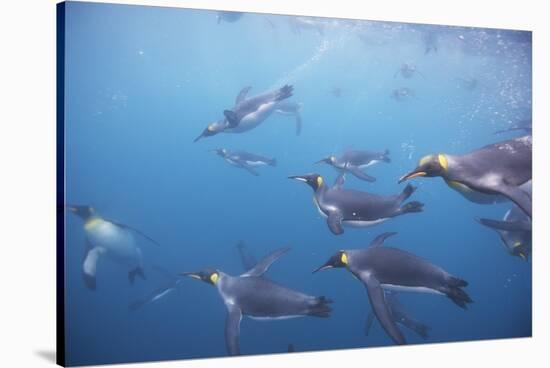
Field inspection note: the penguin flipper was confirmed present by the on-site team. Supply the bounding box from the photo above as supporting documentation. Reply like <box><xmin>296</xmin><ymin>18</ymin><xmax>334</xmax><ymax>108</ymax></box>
<box><xmin>347</xmin><ymin>166</ymin><xmax>376</xmax><ymax>182</ymax></box>
<box><xmin>360</xmin><ymin>272</ymin><xmax>406</xmax><ymax>345</ymax></box>
<box><xmin>327</xmin><ymin>211</ymin><xmax>344</xmax><ymax>235</ymax></box>
<box><xmin>476</xmin><ymin>217</ymin><xmax>532</xmax><ymax>232</ymax></box>
<box><xmin>105</xmin><ymin>218</ymin><xmax>162</xmax><ymax>247</ymax></box>
<box><xmin>334</xmin><ymin>172</ymin><xmax>346</xmax><ymax>188</ymax></box>
<box><xmin>235</xmin><ymin>86</ymin><xmax>252</xmax><ymax>105</ymax></box>
<box><xmin>238</xmin><ymin>163</ymin><xmax>259</xmax><ymax>176</ymax></box>
<box><xmin>489</xmin><ymin>183</ymin><xmax>532</xmax><ymax>219</ymax></box>
<box><xmin>368</xmin><ymin>232</ymin><xmax>398</xmax><ymax>247</ymax></box>
<box><xmin>364</xmin><ymin>311</ymin><xmax>376</xmax><ymax>336</ymax></box>
<box><xmin>241</xmin><ymin>247</ymin><xmax>290</xmax><ymax>277</ymax></box>
<box><xmin>82</xmin><ymin>246</ymin><xmax>104</xmax><ymax>290</ymax></box>
<box><xmin>225</xmin><ymin>305</ymin><xmax>243</xmax><ymax>356</ymax></box>
<box><xmin>223</xmin><ymin>110</ymin><xmax>240</xmax><ymax>128</ymax></box>
<box><xmin>236</xmin><ymin>241</ymin><xmax>258</xmax><ymax>271</ymax></box>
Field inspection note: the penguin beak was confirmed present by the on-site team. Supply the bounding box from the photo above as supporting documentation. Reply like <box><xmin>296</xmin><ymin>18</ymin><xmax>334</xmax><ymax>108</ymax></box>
<box><xmin>181</xmin><ymin>272</ymin><xmax>203</xmax><ymax>280</ymax></box>
<box><xmin>312</xmin><ymin>256</ymin><xmax>338</xmax><ymax>273</ymax></box>
<box><xmin>398</xmin><ymin>169</ymin><xmax>426</xmax><ymax>183</ymax></box>
<box><xmin>312</xmin><ymin>263</ymin><xmax>334</xmax><ymax>274</ymax></box>
<box><xmin>314</xmin><ymin>158</ymin><xmax>330</xmax><ymax>164</ymax></box>
<box><xmin>193</xmin><ymin>132</ymin><xmax>205</xmax><ymax>143</ymax></box>
<box><xmin>288</xmin><ymin>175</ymin><xmax>308</xmax><ymax>182</ymax></box>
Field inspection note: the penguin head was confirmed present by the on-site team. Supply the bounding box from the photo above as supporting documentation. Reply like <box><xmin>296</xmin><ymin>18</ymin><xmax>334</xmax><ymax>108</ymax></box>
<box><xmin>288</xmin><ymin>173</ymin><xmax>325</xmax><ymax>191</ymax></box>
<box><xmin>315</xmin><ymin>156</ymin><xmax>336</xmax><ymax>165</ymax></box>
<box><xmin>511</xmin><ymin>242</ymin><xmax>529</xmax><ymax>261</ymax></box>
<box><xmin>193</xmin><ymin>120</ymin><xmax>226</xmax><ymax>142</ymax></box>
<box><xmin>211</xmin><ymin>148</ymin><xmax>228</xmax><ymax>157</ymax></box>
<box><xmin>182</xmin><ymin>269</ymin><xmax>220</xmax><ymax>286</ymax></box>
<box><xmin>312</xmin><ymin>251</ymin><xmax>349</xmax><ymax>273</ymax></box>
<box><xmin>398</xmin><ymin>154</ymin><xmax>448</xmax><ymax>183</ymax></box>
<box><xmin>66</xmin><ymin>205</ymin><xmax>95</xmax><ymax>220</ymax></box>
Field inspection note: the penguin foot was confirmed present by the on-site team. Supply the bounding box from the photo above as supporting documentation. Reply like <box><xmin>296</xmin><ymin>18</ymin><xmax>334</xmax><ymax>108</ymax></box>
<box><xmin>443</xmin><ymin>277</ymin><xmax>473</xmax><ymax>309</ymax></box>
<box><xmin>400</xmin><ymin>201</ymin><xmax>424</xmax><ymax>214</ymax></box>
<box><xmin>307</xmin><ymin>296</ymin><xmax>333</xmax><ymax>318</ymax></box>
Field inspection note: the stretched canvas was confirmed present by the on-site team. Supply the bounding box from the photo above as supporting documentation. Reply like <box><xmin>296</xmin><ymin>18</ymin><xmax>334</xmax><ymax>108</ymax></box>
<box><xmin>57</xmin><ymin>1</ymin><xmax>532</xmax><ymax>366</ymax></box>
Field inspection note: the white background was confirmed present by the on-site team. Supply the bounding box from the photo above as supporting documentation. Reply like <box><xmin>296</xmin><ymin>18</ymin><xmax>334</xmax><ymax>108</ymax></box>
<box><xmin>0</xmin><ymin>0</ymin><xmax>548</xmax><ymax>367</ymax></box>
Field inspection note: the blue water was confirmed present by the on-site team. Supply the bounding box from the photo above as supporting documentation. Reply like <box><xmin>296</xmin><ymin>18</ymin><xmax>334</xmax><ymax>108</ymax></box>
<box><xmin>63</xmin><ymin>2</ymin><xmax>532</xmax><ymax>366</ymax></box>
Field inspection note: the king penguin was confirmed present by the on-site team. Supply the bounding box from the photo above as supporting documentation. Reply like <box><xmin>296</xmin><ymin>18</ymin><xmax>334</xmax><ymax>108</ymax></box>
<box><xmin>194</xmin><ymin>85</ymin><xmax>301</xmax><ymax>141</ymax></box>
<box><xmin>288</xmin><ymin>173</ymin><xmax>424</xmax><ymax>235</ymax></box>
<box><xmin>313</xmin><ymin>232</ymin><xmax>472</xmax><ymax>345</ymax></box>
<box><xmin>398</xmin><ymin>135</ymin><xmax>532</xmax><ymax>218</ymax></box>
<box><xmin>67</xmin><ymin>205</ymin><xmax>160</xmax><ymax>290</ymax></box>
<box><xmin>315</xmin><ymin>149</ymin><xmax>391</xmax><ymax>182</ymax></box>
<box><xmin>183</xmin><ymin>247</ymin><xmax>333</xmax><ymax>356</ymax></box>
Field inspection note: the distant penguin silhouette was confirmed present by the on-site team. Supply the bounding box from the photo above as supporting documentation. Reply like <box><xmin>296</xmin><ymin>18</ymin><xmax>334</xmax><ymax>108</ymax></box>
<box><xmin>365</xmin><ymin>290</ymin><xmax>430</xmax><ymax>340</ymax></box>
<box><xmin>216</xmin><ymin>11</ymin><xmax>244</xmax><ymax>24</ymax></box>
<box><xmin>211</xmin><ymin>148</ymin><xmax>277</xmax><ymax>176</ymax></box>
<box><xmin>316</xmin><ymin>149</ymin><xmax>391</xmax><ymax>182</ymax></box>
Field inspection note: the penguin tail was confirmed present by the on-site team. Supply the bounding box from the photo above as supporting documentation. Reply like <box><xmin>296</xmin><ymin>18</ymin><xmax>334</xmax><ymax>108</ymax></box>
<box><xmin>415</xmin><ymin>324</ymin><xmax>430</xmax><ymax>340</ymax></box>
<box><xmin>268</xmin><ymin>158</ymin><xmax>277</xmax><ymax>167</ymax></box>
<box><xmin>400</xmin><ymin>201</ymin><xmax>424</xmax><ymax>214</ymax></box>
<box><xmin>276</xmin><ymin>85</ymin><xmax>294</xmax><ymax>101</ymax></box>
<box><xmin>307</xmin><ymin>296</ymin><xmax>333</xmax><ymax>318</ymax></box>
<box><xmin>444</xmin><ymin>277</ymin><xmax>473</xmax><ymax>309</ymax></box>
<box><xmin>382</xmin><ymin>149</ymin><xmax>391</xmax><ymax>163</ymax></box>
<box><xmin>129</xmin><ymin>267</ymin><xmax>146</xmax><ymax>285</ymax></box>
<box><xmin>398</xmin><ymin>184</ymin><xmax>417</xmax><ymax>202</ymax></box>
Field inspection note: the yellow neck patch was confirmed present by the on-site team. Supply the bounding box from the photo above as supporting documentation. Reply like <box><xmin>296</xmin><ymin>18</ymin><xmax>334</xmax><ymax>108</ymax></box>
<box><xmin>316</xmin><ymin>176</ymin><xmax>324</xmax><ymax>188</ymax></box>
<box><xmin>438</xmin><ymin>154</ymin><xmax>448</xmax><ymax>172</ymax></box>
<box><xmin>210</xmin><ymin>273</ymin><xmax>219</xmax><ymax>284</ymax></box>
<box><xmin>84</xmin><ymin>217</ymin><xmax>103</xmax><ymax>231</ymax></box>
<box><xmin>340</xmin><ymin>252</ymin><xmax>348</xmax><ymax>265</ymax></box>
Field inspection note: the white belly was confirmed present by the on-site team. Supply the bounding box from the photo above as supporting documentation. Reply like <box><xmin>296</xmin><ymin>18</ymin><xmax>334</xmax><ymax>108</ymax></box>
<box><xmin>248</xmin><ymin>315</ymin><xmax>303</xmax><ymax>321</ymax></box>
<box><xmin>382</xmin><ymin>284</ymin><xmax>444</xmax><ymax>295</ymax></box>
<box><xmin>226</xmin><ymin>102</ymin><xmax>277</xmax><ymax>133</ymax></box>
<box><xmin>246</xmin><ymin>160</ymin><xmax>267</xmax><ymax>166</ymax></box>
<box><xmin>85</xmin><ymin>219</ymin><xmax>139</xmax><ymax>264</ymax></box>
<box><xmin>343</xmin><ymin>218</ymin><xmax>389</xmax><ymax>227</ymax></box>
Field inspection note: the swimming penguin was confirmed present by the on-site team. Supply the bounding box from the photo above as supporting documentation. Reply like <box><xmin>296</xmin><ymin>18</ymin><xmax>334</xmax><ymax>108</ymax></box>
<box><xmin>313</xmin><ymin>232</ymin><xmax>472</xmax><ymax>345</ymax></box>
<box><xmin>477</xmin><ymin>207</ymin><xmax>532</xmax><ymax>261</ymax></box>
<box><xmin>391</xmin><ymin>87</ymin><xmax>415</xmax><ymax>101</ymax></box>
<box><xmin>216</xmin><ymin>11</ymin><xmax>244</xmax><ymax>24</ymax></box>
<box><xmin>288</xmin><ymin>173</ymin><xmax>424</xmax><ymax>235</ymax></box>
<box><xmin>129</xmin><ymin>241</ymin><xmax>258</xmax><ymax>312</ymax></box>
<box><xmin>398</xmin><ymin>135</ymin><xmax>532</xmax><ymax>218</ymax></box>
<box><xmin>183</xmin><ymin>248</ymin><xmax>333</xmax><ymax>356</ymax></box>
<box><xmin>67</xmin><ymin>205</ymin><xmax>160</xmax><ymax>290</ymax></box>
<box><xmin>476</xmin><ymin>182</ymin><xmax>532</xmax><ymax>260</ymax></box>
<box><xmin>394</xmin><ymin>63</ymin><xmax>424</xmax><ymax>79</ymax></box>
<box><xmin>211</xmin><ymin>148</ymin><xmax>277</xmax><ymax>176</ymax></box>
<box><xmin>315</xmin><ymin>149</ymin><xmax>391</xmax><ymax>182</ymax></box>
<box><xmin>494</xmin><ymin>119</ymin><xmax>532</xmax><ymax>135</ymax></box>
<box><xmin>194</xmin><ymin>85</ymin><xmax>300</xmax><ymax>142</ymax></box>
<box><xmin>422</xmin><ymin>30</ymin><xmax>438</xmax><ymax>54</ymax></box>
<box><xmin>365</xmin><ymin>290</ymin><xmax>430</xmax><ymax>340</ymax></box>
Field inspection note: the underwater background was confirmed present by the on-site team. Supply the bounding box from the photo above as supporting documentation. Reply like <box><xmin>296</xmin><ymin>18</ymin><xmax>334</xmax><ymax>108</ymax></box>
<box><xmin>63</xmin><ymin>1</ymin><xmax>532</xmax><ymax>366</ymax></box>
